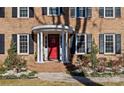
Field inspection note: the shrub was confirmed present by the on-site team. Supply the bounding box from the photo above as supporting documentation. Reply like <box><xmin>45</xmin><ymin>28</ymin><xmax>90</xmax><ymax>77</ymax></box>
<box><xmin>28</xmin><ymin>71</ymin><xmax>37</xmax><ymax>76</ymax></box>
<box><xmin>3</xmin><ymin>75</ymin><xmax>18</xmax><ymax>79</ymax></box>
<box><xmin>0</xmin><ymin>67</ymin><xmax>7</xmax><ymax>74</ymax></box>
<box><xmin>4</xmin><ymin>41</ymin><xmax>27</xmax><ymax>73</ymax></box>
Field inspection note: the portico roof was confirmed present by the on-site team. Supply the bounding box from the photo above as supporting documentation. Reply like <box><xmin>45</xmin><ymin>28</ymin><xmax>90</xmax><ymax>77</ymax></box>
<box><xmin>32</xmin><ymin>24</ymin><xmax>74</xmax><ymax>33</ymax></box>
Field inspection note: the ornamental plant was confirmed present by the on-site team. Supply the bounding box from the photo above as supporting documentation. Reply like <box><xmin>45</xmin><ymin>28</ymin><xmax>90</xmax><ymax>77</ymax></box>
<box><xmin>4</xmin><ymin>41</ymin><xmax>27</xmax><ymax>73</ymax></box>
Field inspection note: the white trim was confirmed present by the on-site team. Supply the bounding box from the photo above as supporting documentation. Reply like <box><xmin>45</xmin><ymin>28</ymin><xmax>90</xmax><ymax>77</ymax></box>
<box><xmin>75</xmin><ymin>34</ymin><xmax>87</xmax><ymax>55</ymax></box>
<box><xmin>17</xmin><ymin>7</ymin><xmax>29</xmax><ymax>18</ymax></box>
<box><xmin>104</xmin><ymin>7</ymin><xmax>115</xmax><ymax>18</ymax></box>
<box><xmin>104</xmin><ymin>34</ymin><xmax>115</xmax><ymax>54</ymax></box>
<box><xmin>17</xmin><ymin>34</ymin><xmax>29</xmax><ymax>55</ymax></box>
<box><xmin>47</xmin><ymin>7</ymin><xmax>60</xmax><ymax>16</ymax></box>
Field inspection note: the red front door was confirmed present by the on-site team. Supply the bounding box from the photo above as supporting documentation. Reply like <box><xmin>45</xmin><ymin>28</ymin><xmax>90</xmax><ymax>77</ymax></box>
<box><xmin>48</xmin><ymin>34</ymin><xmax>59</xmax><ymax>60</ymax></box>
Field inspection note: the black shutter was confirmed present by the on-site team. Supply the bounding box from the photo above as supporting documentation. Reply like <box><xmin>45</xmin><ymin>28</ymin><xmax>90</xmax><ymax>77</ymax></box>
<box><xmin>99</xmin><ymin>7</ymin><xmax>104</xmax><ymax>18</ymax></box>
<box><xmin>29</xmin><ymin>34</ymin><xmax>34</xmax><ymax>54</ymax></box>
<box><xmin>12</xmin><ymin>34</ymin><xmax>17</xmax><ymax>53</ymax></box>
<box><xmin>12</xmin><ymin>7</ymin><xmax>17</xmax><ymax>18</ymax></box>
<box><xmin>99</xmin><ymin>34</ymin><xmax>104</xmax><ymax>54</ymax></box>
<box><xmin>0</xmin><ymin>34</ymin><xmax>5</xmax><ymax>54</ymax></box>
<box><xmin>0</xmin><ymin>7</ymin><xmax>5</xmax><ymax>18</ymax></box>
<box><xmin>115</xmin><ymin>7</ymin><xmax>121</xmax><ymax>18</ymax></box>
<box><xmin>87</xmin><ymin>7</ymin><xmax>92</xmax><ymax>18</ymax></box>
<box><xmin>87</xmin><ymin>34</ymin><xmax>92</xmax><ymax>53</ymax></box>
<box><xmin>115</xmin><ymin>34</ymin><xmax>121</xmax><ymax>54</ymax></box>
<box><xmin>29</xmin><ymin>7</ymin><xmax>34</xmax><ymax>17</ymax></box>
<box><xmin>60</xmin><ymin>7</ymin><xmax>64</xmax><ymax>15</ymax></box>
<box><xmin>70</xmin><ymin>34</ymin><xmax>75</xmax><ymax>54</ymax></box>
<box><xmin>42</xmin><ymin>7</ymin><xmax>47</xmax><ymax>15</ymax></box>
<box><xmin>76</xmin><ymin>7</ymin><xmax>80</xmax><ymax>17</ymax></box>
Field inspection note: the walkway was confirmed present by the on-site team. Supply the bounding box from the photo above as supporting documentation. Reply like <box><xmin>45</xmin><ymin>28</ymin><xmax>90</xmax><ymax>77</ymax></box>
<box><xmin>37</xmin><ymin>72</ymin><xmax>124</xmax><ymax>84</ymax></box>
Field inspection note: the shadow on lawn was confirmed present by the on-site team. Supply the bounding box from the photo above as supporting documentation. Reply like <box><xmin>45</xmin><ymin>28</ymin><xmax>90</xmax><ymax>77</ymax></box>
<box><xmin>63</xmin><ymin>63</ymin><xmax>103</xmax><ymax>86</ymax></box>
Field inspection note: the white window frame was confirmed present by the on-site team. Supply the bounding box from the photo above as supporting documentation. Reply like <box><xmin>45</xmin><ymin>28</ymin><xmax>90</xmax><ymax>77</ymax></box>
<box><xmin>70</xmin><ymin>7</ymin><xmax>77</xmax><ymax>18</ymax></box>
<box><xmin>17</xmin><ymin>34</ymin><xmax>29</xmax><ymax>55</ymax></box>
<box><xmin>75</xmin><ymin>34</ymin><xmax>87</xmax><ymax>55</ymax></box>
<box><xmin>17</xmin><ymin>7</ymin><xmax>29</xmax><ymax>18</ymax></box>
<box><xmin>104</xmin><ymin>7</ymin><xmax>115</xmax><ymax>18</ymax></box>
<box><xmin>47</xmin><ymin>7</ymin><xmax>60</xmax><ymax>16</ymax></box>
<box><xmin>104</xmin><ymin>34</ymin><xmax>115</xmax><ymax>54</ymax></box>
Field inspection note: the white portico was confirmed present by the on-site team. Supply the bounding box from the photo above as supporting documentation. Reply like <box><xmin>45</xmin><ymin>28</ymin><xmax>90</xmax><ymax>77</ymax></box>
<box><xmin>32</xmin><ymin>24</ymin><xmax>73</xmax><ymax>63</ymax></box>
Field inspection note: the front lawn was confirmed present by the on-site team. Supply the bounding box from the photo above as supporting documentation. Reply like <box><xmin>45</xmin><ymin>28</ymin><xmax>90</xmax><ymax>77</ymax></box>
<box><xmin>0</xmin><ymin>79</ymin><xmax>82</xmax><ymax>86</ymax></box>
<box><xmin>0</xmin><ymin>79</ymin><xmax>124</xmax><ymax>86</ymax></box>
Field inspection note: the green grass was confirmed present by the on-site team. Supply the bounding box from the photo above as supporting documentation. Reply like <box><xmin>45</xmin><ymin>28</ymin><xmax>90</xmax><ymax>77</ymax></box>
<box><xmin>100</xmin><ymin>82</ymin><xmax>124</xmax><ymax>86</ymax></box>
<box><xmin>0</xmin><ymin>79</ymin><xmax>83</xmax><ymax>86</ymax></box>
<box><xmin>0</xmin><ymin>79</ymin><xmax>124</xmax><ymax>86</ymax></box>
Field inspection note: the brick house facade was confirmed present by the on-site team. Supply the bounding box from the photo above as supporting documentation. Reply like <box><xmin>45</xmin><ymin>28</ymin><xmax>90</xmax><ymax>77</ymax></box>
<box><xmin>0</xmin><ymin>7</ymin><xmax>123</xmax><ymax>66</ymax></box>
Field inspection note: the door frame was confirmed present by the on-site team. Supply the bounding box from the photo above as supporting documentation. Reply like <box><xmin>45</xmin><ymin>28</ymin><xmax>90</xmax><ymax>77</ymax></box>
<box><xmin>48</xmin><ymin>34</ymin><xmax>60</xmax><ymax>60</ymax></box>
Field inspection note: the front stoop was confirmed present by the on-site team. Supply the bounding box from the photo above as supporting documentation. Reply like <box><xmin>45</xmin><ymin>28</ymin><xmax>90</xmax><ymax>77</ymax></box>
<box><xmin>27</xmin><ymin>61</ymin><xmax>74</xmax><ymax>72</ymax></box>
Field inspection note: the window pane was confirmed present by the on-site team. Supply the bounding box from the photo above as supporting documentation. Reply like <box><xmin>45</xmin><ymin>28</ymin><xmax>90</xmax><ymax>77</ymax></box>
<box><xmin>20</xmin><ymin>7</ymin><xmax>28</xmax><ymax>17</ymax></box>
<box><xmin>77</xmin><ymin>35</ymin><xmax>86</xmax><ymax>53</ymax></box>
<box><xmin>70</xmin><ymin>7</ymin><xmax>75</xmax><ymax>17</ymax></box>
<box><xmin>49</xmin><ymin>7</ymin><xmax>59</xmax><ymax>15</ymax></box>
<box><xmin>79</xmin><ymin>7</ymin><xmax>85</xmax><ymax>17</ymax></box>
<box><xmin>105</xmin><ymin>7</ymin><xmax>114</xmax><ymax>17</ymax></box>
<box><xmin>105</xmin><ymin>35</ymin><xmax>114</xmax><ymax>53</ymax></box>
<box><xmin>19</xmin><ymin>35</ymin><xmax>28</xmax><ymax>53</ymax></box>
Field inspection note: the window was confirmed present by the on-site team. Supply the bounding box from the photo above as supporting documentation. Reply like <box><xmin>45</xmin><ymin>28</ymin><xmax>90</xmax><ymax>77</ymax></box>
<box><xmin>17</xmin><ymin>34</ymin><xmax>29</xmax><ymax>55</ymax></box>
<box><xmin>76</xmin><ymin>34</ymin><xmax>87</xmax><ymax>54</ymax></box>
<box><xmin>104</xmin><ymin>7</ymin><xmax>115</xmax><ymax>18</ymax></box>
<box><xmin>78</xmin><ymin>7</ymin><xmax>86</xmax><ymax>17</ymax></box>
<box><xmin>70</xmin><ymin>7</ymin><xmax>91</xmax><ymax>18</ymax></box>
<box><xmin>48</xmin><ymin>7</ymin><xmax>60</xmax><ymax>16</ymax></box>
<box><xmin>104</xmin><ymin>34</ymin><xmax>115</xmax><ymax>54</ymax></box>
<box><xmin>70</xmin><ymin>7</ymin><xmax>76</xmax><ymax>18</ymax></box>
<box><xmin>18</xmin><ymin>7</ymin><xmax>29</xmax><ymax>18</ymax></box>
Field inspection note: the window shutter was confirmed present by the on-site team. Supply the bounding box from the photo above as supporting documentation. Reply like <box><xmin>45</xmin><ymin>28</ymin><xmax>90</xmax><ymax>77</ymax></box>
<box><xmin>99</xmin><ymin>34</ymin><xmax>104</xmax><ymax>54</ymax></box>
<box><xmin>29</xmin><ymin>7</ymin><xmax>34</xmax><ymax>17</ymax></box>
<box><xmin>87</xmin><ymin>34</ymin><xmax>92</xmax><ymax>53</ymax></box>
<box><xmin>76</xmin><ymin>7</ymin><xmax>80</xmax><ymax>17</ymax></box>
<box><xmin>60</xmin><ymin>7</ymin><xmax>64</xmax><ymax>15</ymax></box>
<box><xmin>70</xmin><ymin>34</ymin><xmax>75</xmax><ymax>54</ymax></box>
<box><xmin>29</xmin><ymin>34</ymin><xmax>34</xmax><ymax>54</ymax></box>
<box><xmin>0</xmin><ymin>7</ymin><xmax>5</xmax><ymax>18</ymax></box>
<box><xmin>12</xmin><ymin>7</ymin><xmax>17</xmax><ymax>18</ymax></box>
<box><xmin>0</xmin><ymin>34</ymin><xmax>5</xmax><ymax>54</ymax></box>
<box><xmin>115</xmin><ymin>34</ymin><xmax>121</xmax><ymax>54</ymax></box>
<box><xmin>87</xmin><ymin>7</ymin><xmax>92</xmax><ymax>18</ymax></box>
<box><xmin>12</xmin><ymin>34</ymin><xmax>17</xmax><ymax>53</ymax></box>
<box><xmin>99</xmin><ymin>7</ymin><xmax>104</xmax><ymax>18</ymax></box>
<box><xmin>115</xmin><ymin>7</ymin><xmax>121</xmax><ymax>18</ymax></box>
<box><xmin>42</xmin><ymin>7</ymin><xmax>47</xmax><ymax>15</ymax></box>
<box><xmin>70</xmin><ymin>7</ymin><xmax>76</xmax><ymax>18</ymax></box>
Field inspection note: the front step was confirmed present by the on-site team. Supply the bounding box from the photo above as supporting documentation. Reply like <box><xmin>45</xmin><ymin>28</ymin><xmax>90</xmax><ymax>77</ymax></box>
<box><xmin>27</xmin><ymin>61</ymin><xmax>77</xmax><ymax>72</ymax></box>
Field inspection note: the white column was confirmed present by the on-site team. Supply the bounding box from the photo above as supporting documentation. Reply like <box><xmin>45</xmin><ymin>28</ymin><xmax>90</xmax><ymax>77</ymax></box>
<box><xmin>65</xmin><ymin>32</ymin><xmax>69</xmax><ymax>63</ymax></box>
<box><xmin>59</xmin><ymin>34</ymin><xmax>62</xmax><ymax>61</ymax></box>
<box><xmin>37</xmin><ymin>33</ymin><xmax>40</xmax><ymax>63</ymax></box>
<box><xmin>44</xmin><ymin>35</ymin><xmax>48</xmax><ymax>61</ymax></box>
<box><xmin>37</xmin><ymin>32</ymin><xmax>43</xmax><ymax>63</ymax></box>
<box><xmin>40</xmin><ymin>32</ymin><xmax>43</xmax><ymax>63</ymax></box>
<box><xmin>62</xmin><ymin>32</ymin><xmax>65</xmax><ymax>62</ymax></box>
